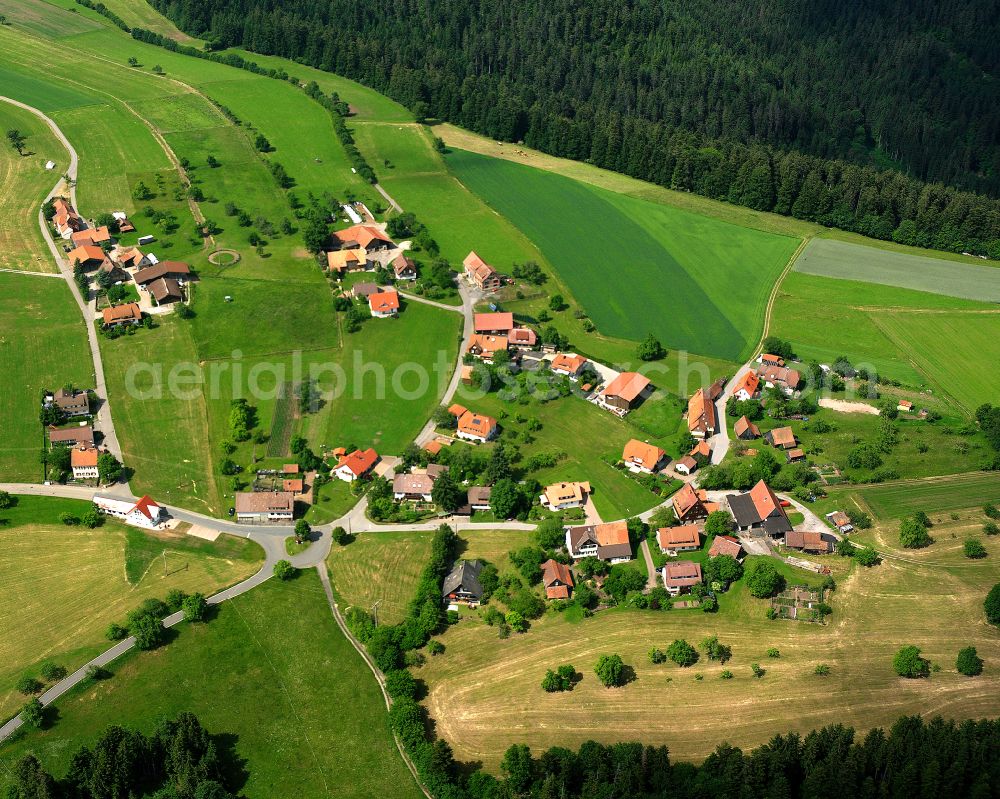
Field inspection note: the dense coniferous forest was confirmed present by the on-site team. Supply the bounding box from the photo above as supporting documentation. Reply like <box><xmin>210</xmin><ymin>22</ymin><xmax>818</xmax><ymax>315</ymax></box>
<box><xmin>150</xmin><ymin>0</ymin><xmax>1000</xmax><ymax>256</ymax></box>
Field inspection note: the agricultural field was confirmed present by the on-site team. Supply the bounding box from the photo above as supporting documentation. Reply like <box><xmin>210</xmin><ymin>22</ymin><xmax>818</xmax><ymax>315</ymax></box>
<box><xmin>874</xmin><ymin>311</ymin><xmax>1000</xmax><ymax>412</ymax></box>
<box><xmin>847</xmin><ymin>472</ymin><xmax>1000</xmax><ymax>520</ymax></box>
<box><xmin>327</xmin><ymin>531</ymin><xmax>435</xmax><ymax>625</ymax></box>
<box><xmin>0</xmin><ymin>573</ymin><xmax>424</xmax><ymax>799</ymax></box>
<box><xmin>0</xmin><ymin>101</ymin><xmax>64</xmax><ymax>273</ymax></box>
<box><xmin>447</xmin><ymin>149</ymin><xmax>799</xmax><ymax>361</ymax></box>
<box><xmin>0</xmin><ymin>495</ymin><xmax>262</xmax><ymax>719</ymax></box>
<box><xmin>793</xmin><ymin>238</ymin><xmax>1000</xmax><ymax>303</ymax></box>
<box><xmin>419</xmin><ymin>535</ymin><xmax>1000</xmax><ymax>768</ymax></box>
<box><xmin>769</xmin><ymin>271</ymin><xmax>996</xmax><ymax>392</ymax></box>
<box><xmin>0</xmin><ymin>273</ymin><xmax>92</xmax><ymax>482</ymax></box>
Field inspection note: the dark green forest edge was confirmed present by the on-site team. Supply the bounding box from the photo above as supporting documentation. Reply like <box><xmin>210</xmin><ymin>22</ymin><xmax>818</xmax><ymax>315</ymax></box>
<box><xmin>149</xmin><ymin>0</ymin><xmax>1000</xmax><ymax>256</ymax></box>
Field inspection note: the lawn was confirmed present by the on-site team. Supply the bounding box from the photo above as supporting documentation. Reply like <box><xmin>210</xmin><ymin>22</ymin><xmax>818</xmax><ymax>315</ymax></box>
<box><xmin>0</xmin><ymin>572</ymin><xmax>424</xmax><ymax>799</ymax></box>
<box><xmin>848</xmin><ymin>472</ymin><xmax>1000</xmax><ymax>520</ymax></box>
<box><xmin>793</xmin><ymin>238</ymin><xmax>1000</xmax><ymax>303</ymax></box>
<box><xmin>0</xmin><ymin>494</ymin><xmax>262</xmax><ymax>720</ymax></box>
<box><xmin>769</xmin><ymin>271</ymin><xmax>994</xmax><ymax>390</ymax></box>
<box><xmin>874</xmin><ymin>311</ymin><xmax>1000</xmax><ymax>412</ymax></box>
<box><xmin>456</xmin><ymin>391</ymin><xmax>676</xmax><ymax>520</ymax></box>
<box><xmin>446</xmin><ymin>148</ymin><xmax>799</xmax><ymax>361</ymax></box>
<box><xmin>0</xmin><ymin>102</ymin><xmax>65</xmax><ymax>273</ymax></box>
<box><xmin>419</xmin><ymin>533</ymin><xmax>1000</xmax><ymax>769</ymax></box>
<box><xmin>326</xmin><ymin>531</ymin><xmax>435</xmax><ymax>625</ymax></box>
<box><xmin>0</xmin><ymin>273</ymin><xmax>92</xmax><ymax>482</ymax></box>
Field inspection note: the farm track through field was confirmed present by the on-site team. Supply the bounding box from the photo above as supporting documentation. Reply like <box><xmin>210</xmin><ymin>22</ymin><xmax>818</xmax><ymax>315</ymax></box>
<box><xmin>756</xmin><ymin>234</ymin><xmax>812</xmax><ymax>356</ymax></box>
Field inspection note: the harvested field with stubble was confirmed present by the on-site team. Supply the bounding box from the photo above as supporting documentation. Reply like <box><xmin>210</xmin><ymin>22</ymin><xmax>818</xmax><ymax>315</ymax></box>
<box><xmin>419</xmin><ymin>532</ymin><xmax>1000</xmax><ymax>769</ymax></box>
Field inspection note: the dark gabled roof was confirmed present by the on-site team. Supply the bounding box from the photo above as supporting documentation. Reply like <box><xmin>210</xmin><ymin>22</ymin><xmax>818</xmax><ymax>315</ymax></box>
<box><xmin>763</xmin><ymin>515</ymin><xmax>793</xmax><ymax>536</ymax></box>
<box><xmin>442</xmin><ymin>560</ymin><xmax>483</xmax><ymax>599</ymax></box>
<box><xmin>726</xmin><ymin>492</ymin><xmax>760</xmax><ymax>527</ymax></box>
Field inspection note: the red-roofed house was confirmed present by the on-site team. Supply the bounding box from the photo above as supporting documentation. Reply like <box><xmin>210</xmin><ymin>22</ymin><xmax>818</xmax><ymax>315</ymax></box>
<box><xmin>70</xmin><ymin>446</ymin><xmax>100</xmax><ymax>480</ymax></box>
<box><xmin>550</xmin><ymin>353</ymin><xmax>588</xmax><ymax>379</ymax></box>
<box><xmin>94</xmin><ymin>494</ymin><xmax>165</xmax><ymax>529</ymax></box>
<box><xmin>509</xmin><ymin>327</ymin><xmax>537</xmax><ymax>349</ymax></box>
<box><xmin>334</xmin><ymin>448</ymin><xmax>380</xmax><ymax>482</ymax></box>
<box><xmin>672</xmin><ymin>483</ymin><xmax>714</xmax><ymax>522</ymax></box>
<box><xmin>463</xmin><ymin>251</ymin><xmax>502</xmax><ymax>292</ymax></box>
<box><xmin>657</xmin><ymin>525</ymin><xmax>701</xmax><ymax>555</ymax></box>
<box><xmin>541</xmin><ymin>559</ymin><xmax>574</xmax><ymax>600</ymax></box>
<box><xmin>599</xmin><ymin>372</ymin><xmax>651</xmax><ymax>415</ymax></box>
<box><xmin>687</xmin><ymin>387</ymin><xmax>717</xmax><ymax>438</ymax></box>
<box><xmin>467</xmin><ymin>334</ymin><xmax>508</xmax><ymax>362</ymax></box>
<box><xmin>734</xmin><ymin>416</ymin><xmax>761</xmax><ymax>440</ymax></box>
<box><xmin>368</xmin><ymin>289</ymin><xmax>401</xmax><ymax>317</ymax></box>
<box><xmin>333</xmin><ymin>224</ymin><xmax>392</xmax><ymax>250</ymax></box>
<box><xmin>71</xmin><ymin>226</ymin><xmax>112</xmax><ymax>247</ymax></box>
<box><xmin>733</xmin><ymin>371</ymin><xmax>761</xmax><ymax>401</ymax></box>
<box><xmin>391</xmin><ymin>254</ymin><xmax>417</xmax><ymax>280</ymax></box>
<box><xmin>708</xmin><ymin>535</ymin><xmax>744</xmax><ymax>560</ymax></box>
<box><xmin>726</xmin><ymin>480</ymin><xmax>792</xmax><ymax>537</ymax></box>
<box><xmin>622</xmin><ymin>439</ymin><xmax>666</xmax><ymax>474</ymax></box>
<box><xmin>456</xmin><ymin>410</ymin><xmax>498</xmax><ymax>443</ymax></box>
<box><xmin>101</xmin><ymin>303</ymin><xmax>142</xmax><ymax>328</ymax></box>
<box><xmin>661</xmin><ymin>560</ymin><xmax>703</xmax><ymax>596</ymax></box>
<box><xmin>758</xmin><ymin>365</ymin><xmax>801</xmax><ymax>395</ymax></box>
<box><xmin>474</xmin><ymin>312</ymin><xmax>514</xmax><ymax>334</ymax></box>
<box><xmin>67</xmin><ymin>244</ymin><xmax>109</xmax><ymax>271</ymax></box>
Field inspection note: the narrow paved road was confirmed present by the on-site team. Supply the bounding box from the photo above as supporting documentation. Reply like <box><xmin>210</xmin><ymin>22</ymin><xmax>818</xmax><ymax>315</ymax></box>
<box><xmin>638</xmin><ymin>539</ymin><xmax>658</xmax><ymax>591</ymax></box>
<box><xmin>711</xmin><ymin>362</ymin><xmax>753</xmax><ymax>465</ymax></box>
<box><xmin>0</xmin><ymin>95</ymin><xmax>127</xmax><ymax>470</ymax></box>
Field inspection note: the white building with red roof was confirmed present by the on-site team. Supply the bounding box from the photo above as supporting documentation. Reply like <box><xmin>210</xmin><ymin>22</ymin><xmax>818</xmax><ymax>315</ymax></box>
<box><xmin>94</xmin><ymin>494</ymin><xmax>165</xmax><ymax>529</ymax></box>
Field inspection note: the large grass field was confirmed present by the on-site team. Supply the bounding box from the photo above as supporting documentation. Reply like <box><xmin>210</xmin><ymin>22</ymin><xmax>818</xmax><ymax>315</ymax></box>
<box><xmin>0</xmin><ymin>572</ymin><xmax>424</xmax><ymax>799</ymax></box>
<box><xmin>0</xmin><ymin>101</ymin><xmax>64</xmax><ymax>273</ymax></box>
<box><xmin>873</xmin><ymin>311</ymin><xmax>1000</xmax><ymax>412</ymax></box>
<box><xmin>0</xmin><ymin>495</ymin><xmax>262</xmax><ymax>719</ymax></box>
<box><xmin>848</xmin><ymin>472</ymin><xmax>1000</xmax><ymax>520</ymax></box>
<box><xmin>0</xmin><ymin>273</ymin><xmax>93</xmax><ymax>482</ymax></box>
<box><xmin>769</xmin><ymin>271</ymin><xmax>996</xmax><ymax>393</ymax></box>
<box><xmin>447</xmin><ymin>149</ymin><xmax>799</xmax><ymax>361</ymax></box>
<box><xmin>419</xmin><ymin>530</ymin><xmax>1000</xmax><ymax>768</ymax></box>
<box><xmin>793</xmin><ymin>238</ymin><xmax>1000</xmax><ymax>302</ymax></box>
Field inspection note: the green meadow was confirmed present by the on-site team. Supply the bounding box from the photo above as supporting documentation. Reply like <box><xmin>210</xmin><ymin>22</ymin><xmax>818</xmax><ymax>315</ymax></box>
<box><xmin>0</xmin><ymin>573</ymin><xmax>424</xmax><ymax>799</ymax></box>
<box><xmin>851</xmin><ymin>472</ymin><xmax>1000</xmax><ymax>520</ymax></box>
<box><xmin>446</xmin><ymin>148</ymin><xmax>799</xmax><ymax>361</ymax></box>
<box><xmin>0</xmin><ymin>273</ymin><xmax>93</xmax><ymax>482</ymax></box>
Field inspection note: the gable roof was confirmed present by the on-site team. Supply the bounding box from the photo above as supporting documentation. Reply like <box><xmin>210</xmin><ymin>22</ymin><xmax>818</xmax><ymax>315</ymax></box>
<box><xmin>663</xmin><ymin>560</ymin><xmax>702</xmax><ymax>587</ymax></box>
<box><xmin>457</xmin><ymin>410</ymin><xmax>497</xmax><ymax>438</ymax></box>
<box><xmin>657</xmin><ymin>524</ymin><xmax>700</xmax><ymax>549</ymax></box>
<box><xmin>687</xmin><ymin>387</ymin><xmax>717</xmax><ymax>433</ymax></box>
<box><xmin>550</xmin><ymin>353</ymin><xmax>588</xmax><ymax>374</ymax></box>
<box><xmin>673</xmin><ymin>482</ymin><xmax>708</xmax><ymax>519</ymax></box>
<box><xmin>71</xmin><ymin>446</ymin><xmax>99</xmax><ymax>467</ymax></box>
<box><xmin>734</xmin><ymin>415</ymin><xmax>761</xmax><ymax>438</ymax></box>
<box><xmin>689</xmin><ymin>440</ymin><xmax>712</xmax><ymax>459</ymax></box>
<box><xmin>67</xmin><ymin>244</ymin><xmax>106</xmax><ymax>264</ymax></box>
<box><xmin>463</xmin><ymin>251</ymin><xmax>492</xmax><ymax>273</ymax></box>
<box><xmin>768</xmin><ymin>426</ymin><xmax>796</xmax><ymax>448</ymax></box>
<box><xmin>130</xmin><ymin>495</ymin><xmax>162</xmax><ymax>520</ymax></box>
<box><xmin>326</xmin><ymin>248</ymin><xmax>367</xmax><ymax>271</ymax></box>
<box><xmin>785</xmin><ymin>530</ymin><xmax>830</xmax><ymax>552</ymax></box>
<box><xmin>333</xmin><ymin>225</ymin><xmax>391</xmax><ymax>248</ymax></box>
<box><xmin>758</xmin><ymin>365</ymin><xmax>801</xmax><ymax>389</ymax></box>
<box><xmin>623</xmin><ymin>439</ymin><xmax>665</xmax><ymax>468</ymax></box>
<box><xmin>133</xmin><ymin>261</ymin><xmax>191</xmax><ymax>285</ymax></box>
<box><xmin>474</xmin><ymin>312</ymin><xmax>514</xmax><ymax>332</ymax></box>
<box><xmin>149</xmin><ymin>277</ymin><xmax>182</xmax><ymax>303</ymax></box>
<box><xmin>542</xmin><ymin>481</ymin><xmax>590</xmax><ymax>506</ymax></box>
<box><xmin>102</xmin><ymin>303</ymin><xmax>141</xmax><ymax>324</ymax></box>
<box><xmin>467</xmin><ymin>333</ymin><xmax>508</xmax><ymax>357</ymax></box>
<box><xmin>567</xmin><ymin>521</ymin><xmax>631</xmax><ymax>560</ymax></box>
<box><xmin>337</xmin><ymin>448</ymin><xmax>379</xmax><ymax>476</ymax></box>
<box><xmin>48</xmin><ymin>424</ymin><xmax>94</xmax><ymax>445</ymax></box>
<box><xmin>734</xmin><ymin>370</ymin><xmax>760</xmax><ymax>396</ymax></box>
<box><xmin>393</xmin><ymin>472</ymin><xmax>435</xmax><ymax>495</ymax></box>
<box><xmin>749</xmin><ymin>480</ymin><xmax>784</xmax><ymax>521</ymax></box>
<box><xmin>541</xmin><ymin>559</ymin><xmax>574</xmax><ymax>596</ymax></box>
<box><xmin>391</xmin><ymin>254</ymin><xmax>416</xmax><ymax>276</ymax></box>
<box><xmin>234</xmin><ymin>491</ymin><xmax>294</xmax><ymax>513</ymax></box>
<box><xmin>71</xmin><ymin>226</ymin><xmax>111</xmax><ymax>246</ymax></box>
<box><xmin>369</xmin><ymin>290</ymin><xmax>400</xmax><ymax>313</ymax></box>
<box><xmin>602</xmin><ymin>372</ymin><xmax>651</xmax><ymax>403</ymax></box>
<box><xmin>442</xmin><ymin>560</ymin><xmax>483</xmax><ymax>599</ymax></box>
<box><xmin>708</xmin><ymin>535</ymin><xmax>743</xmax><ymax>559</ymax></box>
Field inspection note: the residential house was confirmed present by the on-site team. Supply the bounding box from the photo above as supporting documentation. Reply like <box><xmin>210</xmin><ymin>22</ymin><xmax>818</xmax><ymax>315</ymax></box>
<box><xmin>71</xmin><ymin>226</ymin><xmax>112</xmax><ymax>248</ymax></box>
<box><xmin>622</xmin><ymin>439</ymin><xmax>666</xmax><ymax>474</ymax></box>
<box><xmin>113</xmin><ymin>212</ymin><xmax>135</xmax><ymax>233</ymax></box>
<box><xmin>708</xmin><ymin>535</ymin><xmax>744</xmax><ymax>560</ymax></box>
<box><xmin>565</xmin><ymin>520</ymin><xmax>632</xmax><ymax>563</ymax></box>
<box><xmin>474</xmin><ymin>312</ymin><xmax>514</xmax><ymax>334</ymax></box>
<box><xmin>734</xmin><ymin>416</ymin><xmax>761</xmax><ymax>440</ymax></box>
<box><xmin>467</xmin><ymin>486</ymin><xmax>492</xmax><ymax>512</ymax></box>
<box><xmin>442</xmin><ymin>560</ymin><xmax>484</xmax><ymax>605</ymax></box>
<box><xmin>51</xmin><ymin>387</ymin><xmax>89</xmax><ymax>417</ymax></box>
<box><xmin>112</xmin><ymin>247</ymin><xmax>151</xmax><ymax>270</ymax></box>
<box><xmin>67</xmin><ymin>244</ymin><xmax>109</xmax><ymax>271</ymax></box>
<box><xmin>541</xmin><ymin>481</ymin><xmax>591</xmax><ymax>511</ymax></box>
<box><xmin>672</xmin><ymin>482</ymin><xmax>719</xmax><ymax>522</ymax></box>
<box><xmin>423</xmin><ymin>440</ymin><xmax>443</xmax><ymax>457</ymax></box>
<box><xmin>690</xmin><ymin>440</ymin><xmax>712</xmax><ymax>463</ymax></box>
<box><xmin>282</xmin><ymin>478</ymin><xmax>304</xmax><ymax>494</ymax></box>
<box><xmin>785</xmin><ymin>530</ymin><xmax>832</xmax><ymax>554</ymax></box>
<box><xmin>391</xmin><ymin>254</ymin><xmax>417</xmax><ymax>281</ymax></box>
<box><xmin>463</xmin><ymin>251</ymin><xmax>502</xmax><ymax>292</ymax></box>
<box><xmin>707</xmin><ymin>376</ymin><xmax>727</xmax><ymax>402</ymax></box>
<box><xmin>94</xmin><ymin>495</ymin><xmax>165</xmax><ymax>529</ymax></box>
<box><xmin>541</xmin><ymin>559</ymin><xmax>574</xmax><ymax>600</ymax></box>
<box><xmin>133</xmin><ymin>261</ymin><xmax>192</xmax><ymax>286</ymax></box>
<box><xmin>549</xmin><ymin>353</ymin><xmax>588</xmax><ymax>379</ymax></box>
<box><xmin>149</xmin><ymin>277</ymin><xmax>184</xmax><ymax>305</ymax></box>
<box><xmin>760</xmin><ymin>353</ymin><xmax>786</xmax><ymax>368</ymax></box>
<box><xmin>98</xmin><ymin>259</ymin><xmax>130</xmax><ymax>284</ymax></box>
<box><xmin>467</xmin><ymin>333</ymin><xmax>509</xmax><ymax>362</ymax></box>
<box><xmin>674</xmin><ymin>456</ymin><xmax>698</xmax><ymax>476</ymax></box>
<box><xmin>53</xmin><ymin>198</ymin><xmax>84</xmax><ymax>238</ymax></box>
<box><xmin>393</xmin><ymin>472</ymin><xmax>437</xmax><ymax>502</ymax></box>
<box><xmin>657</xmin><ymin>525</ymin><xmax>701</xmax><ymax>555</ymax></box>
<box><xmin>352</xmin><ymin>282</ymin><xmax>379</xmax><ymax>299</ymax></box>
<box><xmin>687</xmin><ymin>387</ymin><xmax>717</xmax><ymax>438</ymax></box>
<box><xmin>786</xmin><ymin>447</ymin><xmax>806</xmax><ymax>463</ymax></box>
<box><xmin>826</xmin><ymin>511</ymin><xmax>854</xmax><ymax>533</ymax></box>
<box><xmin>70</xmin><ymin>446</ymin><xmax>100</xmax><ymax>480</ymax></box>
<box><xmin>333</xmin><ymin>224</ymin><xmax>393</xmax><ymax>251</ymax></box>
<box><xmin>598</xmin><ymin>372</ymin><xmax>651</xmax><ymax>415</ymax></box>
<box><xmin>898</xmin><ymin>400</ymin><xmax>914</xmax><ymax>412</ymax></box>
<box><xmin>733</xmin><ymin>371</ymin><xmax>761</xmax><ymax>401</ymax></box>
<box><xmin>326</xmin><ymin>248</ymin><xmax>369</xmax><ymax>274</ymax></box>
<box><xmin>102</xmin><ymin>303</ymin><xmax>142</xmax><ymax>328</ymax></box>
<box><xmin>369</xmin><ymin>289</ymin><xmax>400</xmax><ymax>318</ymax></box>
<box><xmin>758</xmin><ymin>365</ymin><xmax>801</xmax><ymax>394</ymax></box>
<box><xmin>333</xmin><ymin>448</ymin><xmax>380</xmax><ymax>482</ymax></box>
<box><xmin>765</xmin><ymin>426</ymin><xmax>797</xmax><ymax>450</ymax></box>
<box><xmin>726</xmin><ymin>480</ymin><xmax>792</xmax><ymax>537</ymax></box>
<box><xmin>48</xmin><ymin>424</ymin><xmax>94</xmax><ymax>448</ymax></box>
<box><xmin>661</xmin><ymin>560</ymin><xmax>703</xmax><ymax>596</ymax></box>
<box><xmin>234</xmin><ymin>491</ymin><xmax>295</xmax><ymax>524</ymax></box>
<box><xmin>282</xmin><ymin>464</ymin><xmax>300</xmax><ymax>475</ymax></box>
<box><xmin>509</xmin><ymin>327</ymin><xmax>537</xmax><ymax>349</ymax></box>
<box><xmin>455</xmin><ymin>410</ymin><xmax>498</xmax><ymax>443</ymax></box>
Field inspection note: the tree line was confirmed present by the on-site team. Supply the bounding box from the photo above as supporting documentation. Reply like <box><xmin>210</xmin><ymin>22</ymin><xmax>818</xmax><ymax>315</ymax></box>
<box><xmin>149</xmin><ymin>0</ymin><xmax>1000</xmax><ymax>258</ymax></box>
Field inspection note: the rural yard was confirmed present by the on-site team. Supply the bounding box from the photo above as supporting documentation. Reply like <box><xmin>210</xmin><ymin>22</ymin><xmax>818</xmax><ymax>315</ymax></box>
<box><xmin>0</xmin><ymin>0</ymin><xmax>999</xmax><ymax>797</ymax></box>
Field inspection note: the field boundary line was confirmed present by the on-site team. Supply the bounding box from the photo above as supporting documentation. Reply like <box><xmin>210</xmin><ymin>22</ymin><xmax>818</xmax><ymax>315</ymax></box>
<box><xmin>753</xmin><ymin>233</ymin><xmax>811</xmax><ymax>358</ymax></box>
